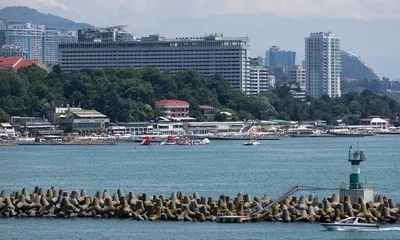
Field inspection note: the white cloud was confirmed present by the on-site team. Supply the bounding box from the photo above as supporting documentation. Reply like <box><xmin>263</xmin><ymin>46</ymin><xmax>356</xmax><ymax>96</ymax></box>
<box><xmin>2</xmin><ymin>0</ymin><xmax>399</xmax><ymax>24</ymax></box>
<box><xmin>37</xmin><ymin>0</ymin><xmax>69</xmax><ymax>11</ymax></box>
<box><xmin>0</xmin><ymin>0</ymin><xmax>69</xmax><ymax>11</ymax></box>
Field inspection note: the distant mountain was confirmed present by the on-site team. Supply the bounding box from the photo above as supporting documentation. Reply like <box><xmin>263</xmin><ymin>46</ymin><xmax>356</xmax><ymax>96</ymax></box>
<box><xmin>0</xmin><ymin>6</ymin><xmax>94</xmax><ymax>29</ymax></box>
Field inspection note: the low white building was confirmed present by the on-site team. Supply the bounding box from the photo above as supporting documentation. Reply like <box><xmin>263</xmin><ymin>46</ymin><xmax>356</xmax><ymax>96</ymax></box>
<box><xmin>370</xmin><ymin>118</ymin><xmax>388</xmax><ymax>129</ymax></box>
<box><xmin>153</xmin><ymin>117</ymin><xmax>185</xmax><ymax>136</ymax></box>
<box><xmin>184</xmin><ymin>122</ymin><xmax>245</xmax><ymax>135</ymax></box>
<box><xmin>0</xmin><ymin>123</ymin><xmax>15</xmax><ymax>137</ymax></box>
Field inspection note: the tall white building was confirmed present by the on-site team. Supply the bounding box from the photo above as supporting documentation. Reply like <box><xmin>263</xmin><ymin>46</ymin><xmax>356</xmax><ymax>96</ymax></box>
<box><xmin>247</xmin><ymin>65</ymin><xmax>275</xmax><ymax>94</ymax></box>
<box><xmin>59</xmin><ymin>34</ymin><xmax>250</xmax><ymax>91</ymax></box>
<box><xmin>5</xmin><ymin>22</ymin><xmax>45</xmax><ymax>60</ymax></box>
<box><xmin>305</xmin><ymin>32</ymin><xmax>342</xmax><ymax>98</ymax></box>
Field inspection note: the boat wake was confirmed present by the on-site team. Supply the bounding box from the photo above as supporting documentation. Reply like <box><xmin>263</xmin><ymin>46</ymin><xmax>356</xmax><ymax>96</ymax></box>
<box><xmin>379</xmin><ymin>227</ymin><xmax>400</xmax><ymax>231</ymax></box>
<box><xmin>334</xmin><ymin>227</ymin><xmax>400</xmax><ymax>232</ymax></box>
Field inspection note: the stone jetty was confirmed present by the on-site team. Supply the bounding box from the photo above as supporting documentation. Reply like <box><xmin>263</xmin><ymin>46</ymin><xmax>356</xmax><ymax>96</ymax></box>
<box><xmin>0</xmin><ymin>186</ymin><xmax>399</xmax><ymax>224</ymax></box>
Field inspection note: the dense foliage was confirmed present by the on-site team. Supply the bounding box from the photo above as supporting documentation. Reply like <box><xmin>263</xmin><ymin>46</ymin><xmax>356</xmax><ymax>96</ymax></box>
<box><xmin>0</xmin><ymin>6</ymin><xmax>93</xmax><ymax>29</ymax></box>
<box><xmin>0</xmin><ymin>65</ymin><xmax>399</xmax><ymax>125</ymax></box>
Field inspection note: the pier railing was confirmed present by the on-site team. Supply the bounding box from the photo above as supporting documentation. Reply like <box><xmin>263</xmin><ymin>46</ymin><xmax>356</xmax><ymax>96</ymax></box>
<box><xmin>340</xmin><ymin>182</ymin><xmax>373</xmax><ymax>190</ymax></box>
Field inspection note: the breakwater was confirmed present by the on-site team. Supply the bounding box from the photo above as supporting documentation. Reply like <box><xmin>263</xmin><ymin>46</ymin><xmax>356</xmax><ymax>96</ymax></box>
<box><xmin>0</xmin><ymin>186</ymin><xmax>399</xmax><ymax>224</ymax></box>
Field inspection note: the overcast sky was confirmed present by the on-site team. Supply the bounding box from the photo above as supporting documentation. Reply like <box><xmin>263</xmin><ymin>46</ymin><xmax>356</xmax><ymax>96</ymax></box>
<box><xmin>1</xmin><ymin>0</ymin><xmax>399</xmax><ymax>78</ymax></box>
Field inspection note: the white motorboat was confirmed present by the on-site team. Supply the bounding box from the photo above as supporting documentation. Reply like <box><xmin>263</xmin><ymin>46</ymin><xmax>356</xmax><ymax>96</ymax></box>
<box><xmin>321</xmin><ymin>217</ymin><xmax>380</xmax><ymax>230</ymax></box>
<box><xmin>243</xmin><ymin>140</ymin><xmax>261</xmax><ymax>146</ymax></box>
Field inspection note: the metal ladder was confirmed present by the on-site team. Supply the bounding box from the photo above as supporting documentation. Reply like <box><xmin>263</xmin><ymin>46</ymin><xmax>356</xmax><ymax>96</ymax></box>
<box><xmin>250</xmin><ymin>185</ymin><xmax>340</xmax><ymax>217</ymax></box>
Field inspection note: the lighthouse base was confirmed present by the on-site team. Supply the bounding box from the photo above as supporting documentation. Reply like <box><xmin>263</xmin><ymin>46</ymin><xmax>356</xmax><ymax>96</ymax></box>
<box><xmin>340</xmin><ymin>188</ymin><xmax>374</xmax><ymax>203</ymax></box>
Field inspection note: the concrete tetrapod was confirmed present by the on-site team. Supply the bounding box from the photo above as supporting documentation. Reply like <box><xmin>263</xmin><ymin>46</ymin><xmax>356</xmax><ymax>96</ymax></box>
<box><xmin>0</xmin><ymin>186</ymin><xmax>399</xmax><ymax>223</ymax></box>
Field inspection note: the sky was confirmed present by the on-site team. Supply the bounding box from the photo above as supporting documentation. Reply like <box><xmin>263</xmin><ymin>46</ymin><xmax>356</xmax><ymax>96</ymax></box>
<box><xmin>1</xmin><ymin>0</ymin><xmax>399</xmax><ymax>78</ymax></box>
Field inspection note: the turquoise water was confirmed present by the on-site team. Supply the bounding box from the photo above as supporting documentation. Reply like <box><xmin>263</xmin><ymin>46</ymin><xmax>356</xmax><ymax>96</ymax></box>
<box><xmin>1</xmin><ymin>136</ymin><xmax>399</xmax><ymax>239</ymax></box>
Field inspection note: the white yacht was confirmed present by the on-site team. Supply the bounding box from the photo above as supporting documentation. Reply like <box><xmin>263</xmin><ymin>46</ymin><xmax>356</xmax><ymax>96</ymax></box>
<box><xmin>321</xmin><ymin>217</ymin><xmax>380</xmax><ymax>230</ymax></box>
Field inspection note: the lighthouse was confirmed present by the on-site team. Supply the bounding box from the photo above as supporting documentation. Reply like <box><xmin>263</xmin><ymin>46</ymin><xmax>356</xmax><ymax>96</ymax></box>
<box><xmin>340</xmin><ymin>146</ymin><xmax>373</xmax><ymax>202</ymax></box>
<box><xmin>348</xmin><ymin>146</ymin><xmax>366</xmax><ymax>189</ymax></box>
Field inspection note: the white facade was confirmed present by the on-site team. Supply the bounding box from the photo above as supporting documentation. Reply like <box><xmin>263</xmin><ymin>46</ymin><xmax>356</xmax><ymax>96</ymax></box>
<box><xmin>184</xmin><ymin>122</ymin><xmax>245</xmax><ymax>135</ymax></box>
<box><xmin>0</xmin><ymin>123</ymin><xmax>15</xmax><ymax>137</ymax></box>
<box><xmin>370</xmin><ymin>118</ymin><xmax>388</xmax><ymax>129</ymax></box>
<box><xmin>247</xmin><ymin>65</ymin><xmax>275</xmax><ymax>94</ymax></box>
<box><xmin>5</xmin><ymin>23</ymin><xmax>44</xmax><ymax>60</ymax></box>
<box><xmin>305</xmin><ymin>32</ymin><xmax>342</xmax><ymax>98</ymax></box>
<box><xmin>59</xmin><ymin>34</ymin><xmax>250</xmax><ymax>91</ymax></box>
<box><xmin>287</xmin><ymin>65</ymin><xmax>306</xmax><ymax>91</ymax></box>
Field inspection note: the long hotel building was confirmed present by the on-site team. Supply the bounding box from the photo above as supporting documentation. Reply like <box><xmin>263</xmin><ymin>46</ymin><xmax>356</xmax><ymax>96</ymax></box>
<box><xmin>58</xmin><ymin>34</ymin><xmax>250</xmax><ymax>91</ymax></box>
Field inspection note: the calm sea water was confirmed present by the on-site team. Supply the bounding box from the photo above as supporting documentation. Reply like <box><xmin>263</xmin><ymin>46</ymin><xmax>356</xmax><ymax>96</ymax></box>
<box><xmin>1</xmin><ymin>135</ymin><xmax>399</xmax><ymax>239</ymax></box>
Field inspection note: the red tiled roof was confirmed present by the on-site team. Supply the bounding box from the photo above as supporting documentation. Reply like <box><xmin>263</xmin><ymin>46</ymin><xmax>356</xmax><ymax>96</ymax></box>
<box><xmin>200</xmin><ymin>105</ymin><xmax>216</xmax><ymax>110</ymax></box>
<box><xmin>15</xmin><ymin>60</ymin><xmax>41</xmax><ymax>70</ymax></box>
<box><xmin>0</xmin><ymin>57</ymin><xmax>45</xmax><ymax>71</ymax></box>
<box><xmin>155</xmin><ymin>100</ymin><xmax>190</xmax><ymax>107</ymax></box>
<box><xmin>0</xmin><ymin>56</ymin><xmax>24</xmax><ymax>69</ymax></box>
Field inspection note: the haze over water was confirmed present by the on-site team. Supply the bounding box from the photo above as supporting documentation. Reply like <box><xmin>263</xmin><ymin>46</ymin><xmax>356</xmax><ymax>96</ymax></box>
<box><xmin>1</xmin><ymin>136</ymin><xmax>399</xmax><ymax>239</ymax></box>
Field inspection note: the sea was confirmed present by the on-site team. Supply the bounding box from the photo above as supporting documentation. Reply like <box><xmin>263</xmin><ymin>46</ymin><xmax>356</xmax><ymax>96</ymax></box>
<box><xmin>0</xmin><ymin>135</ymin><xmax>399</xmax><ymax>239</ymax></box>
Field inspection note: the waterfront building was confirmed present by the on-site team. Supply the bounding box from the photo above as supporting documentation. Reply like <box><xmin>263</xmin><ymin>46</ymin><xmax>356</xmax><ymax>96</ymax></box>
<box><xmin>153</xmin><ymin>117</ymin><xmax>185</xmax><ymax>136</ymax></box>
<box><xmin>360</xmin><ymin>117</ymin><xmax>390</xmax><ymax>129</ymax></box>
<box><xmin>199</xmin><ymin>105</ymin><xmax>217</xmax><ymax>121</ymax></box>
<box><xmin>46</xmin><ymin>106</ymin><xmax>84</xmax><ymax>124</ymax></box>
<box><xmin>266</xmin><ymin>46</ymin><xmax>296</xmax><ymax>68</ymax></box>
<box><xmin>5</xmin><ymin>22</ymin><xmax>44</xmax><ymax>60</ymax></box>
<box><xmin>10</xmin><ymin>116</ymin><xmax>61</xmax><ymax>137</ymax></box>
<box><xmin>108</xmin><ymin>122</ymin><xmax>153</xmax><ymax>135</ymax></box>
<box><xmin>183</xmin><ymin>122</ymin><xmax>245</xmax><ymax>135</ymax></box>
<box><xmin>0</xmin><ymin>123</ymin><xmax>15</xmax><ymax>137</ymax></box>
<box><xmin>287</xmin><ymin>65</ymin><xmax>306</xmax><ymax>91</ymax></box>
<box><xmin>0</xmin><ymin>44</ymin><xmax>27</xmax><ymax>58</ymax></box>
<box><xmin>155</xmin><ymin>100</ymin><xmax>192</xmax><ymax>120</ymax></box>
<box><xmin>58</xmin><ymin>109</ymin><xmax>110</xmax><ymax>133</ymax></box>
<box><xmin>0</xmin><ymin>56</ymin><xmax>47</xmax><ymax>71</ymax></box>
<box><xmin>247</xmin><ymin>65</ymin><xmax>275</xmax><ymax>94</ymax></box>
<box><xmin>305</xmin><ymin>32</ymin><xmax>342</xmax><ymax>98</ymax></box>
<box><xmin>59</xmin><ymin>33</ymin><xmax>250</xmax><ymax>91</ymax></box>
<box><xmin>341</xmin><ymin>49</ymin><xmax>381</xmax><ymax>81</ymax></box>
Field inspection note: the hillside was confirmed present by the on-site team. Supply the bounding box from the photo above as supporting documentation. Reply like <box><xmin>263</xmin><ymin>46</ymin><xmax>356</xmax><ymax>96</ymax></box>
<box><xmin>0</xmin><ymin>6</ymin><xmax>93</xmax><ymax>29</ymax></box>
<box><xmin>0</xmin><ymin>65</ymin><xmax>399</xmax><ymax>125</ymax></box>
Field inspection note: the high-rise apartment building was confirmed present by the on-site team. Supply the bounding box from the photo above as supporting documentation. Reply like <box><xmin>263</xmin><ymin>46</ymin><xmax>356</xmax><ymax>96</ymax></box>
<box><xmin>266</xmin><ymin>46</ymin><xmax>296</xmax><ymax>68</ymax></box>
<box><xmin>341</xmin><ymin>49</ymin><xmax>381</xmax><ymax>81</ymax></box>
<box><xmin>0</xmin><ymin>44</ymin><xmax>27</xmax><ymax>58</ymax></box>
<box><xmin>247</xmin><ymin>65</ymin><xmax>275</xmax><ymax>94</ymax></box>
<box><xmin>305</xmin><ymin>32</ymin><xmax>342</xmax><ymax>98</ymax></box>
<box><xmin>44</xmin><ymin>27</ymin><xmax>77</xmax><ymax>66</ymax></box>
<box><xmin>287</xmin><ymin>65</ymin><xmax>306</xmax><ymax>91</ymax></box>
<box><xmin>59</xmin><ymin>34</ymin><xmax>250</xmax><ymax>91</ymax></box>
<box><xmin>5</xmin><ymin>22</ymin><xmax>44</xmax><ymax>60</ymax></box>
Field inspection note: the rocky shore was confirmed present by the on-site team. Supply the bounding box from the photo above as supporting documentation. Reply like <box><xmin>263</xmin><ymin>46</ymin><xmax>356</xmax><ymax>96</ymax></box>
<box><xmin>0</xmin><ymin>186</ymin><xmax>399</xmax><ymax>224</ymax></box>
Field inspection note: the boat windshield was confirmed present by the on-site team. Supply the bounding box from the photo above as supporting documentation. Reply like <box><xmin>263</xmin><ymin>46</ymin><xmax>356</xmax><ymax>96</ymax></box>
<box><xmin>357</xmin><ymin>218</ymin><xmax>367</xmax><ymax>223</ymax></box>
<box><xmin>340</xmin><ymin>218</ymin><xmax>355</xmax><ymax>224</ymax></box>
